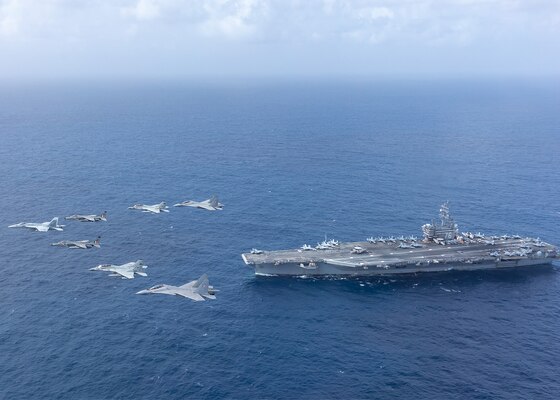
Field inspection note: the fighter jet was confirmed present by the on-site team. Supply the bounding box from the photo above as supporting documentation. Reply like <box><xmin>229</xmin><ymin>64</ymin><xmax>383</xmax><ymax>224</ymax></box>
<box><xmin>174</xmin><ymin>196</ymin><xmax>224</xmax><ymax>211</ymax></box>
<box><xmin>65</xmin><ymin>211</ymin><xmax>107</xmax><ymax>222</ymax></box>
<box><xmin>89</xmin><ymin>260</ymin><xmax>148</xmax><ymax>279</ymax></box>
<box><xmin>128</xmin><ymin>202</ymin><xmax>169</xmax><ymax>214</ymax></box>
<box><xmin>533</xmin><ymin>238</ymin><xmax>547</xmax><ymax>247</ymax></box>
<box><xmin>8</xmin><ymin>217</ymin><xmax>64</xmax><ymax>232</ymax></box>
<box><xmin>51</xmin><ymin>236</ymin><xmax>101</xmax><ymax>249</ymax></box>
<box><xmin>315</xmin><ymin>242</ymin><xmax>330</xmax><ymax>250</ymax></box>
<box><xmin>136</xmin><ymin>274</ymin><xmax>217</xmax><ymax>301</ymax></box>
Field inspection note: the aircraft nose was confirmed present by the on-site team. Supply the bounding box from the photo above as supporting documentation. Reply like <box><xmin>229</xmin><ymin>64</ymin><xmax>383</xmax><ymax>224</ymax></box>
<box><xmin>136</xmin><ymin>289</ymin><xmax>150</xmax><ymax>295</ymax></box>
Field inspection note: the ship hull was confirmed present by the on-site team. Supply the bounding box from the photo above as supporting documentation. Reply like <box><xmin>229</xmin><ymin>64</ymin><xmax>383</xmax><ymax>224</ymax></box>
<box><xmin>250</xmin><ymin>258</ymin><xmax>555</xmax><ymax>277</ymax></box>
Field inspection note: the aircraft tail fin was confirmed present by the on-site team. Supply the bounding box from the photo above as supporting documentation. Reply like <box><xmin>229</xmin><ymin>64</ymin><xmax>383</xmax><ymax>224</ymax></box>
<box><xmin>209</xmin><ymin>196</ymin><xmax>219</xmax><ymax>208</ymax></box>
<box><xmin>193</xmin><ymin>274</ymin><xmax>216</xmax><ymax>298</ymax></box>
<box><xmin>134</xmin><ymin>260</ymin><xmax>147</xmax><ymax>270</ymax></box>
<box><xmin>100</xmin><ymin>211</ymin><xmax>108</xmax><ymax>221</ymax></box>
<box><xmin>193</xmin><ymin>274</ymin><xmax>209</xmax><ymax>292</ymax></box>
<box><xmin>49</xmin><ymin>217</ymin><xmax>59</xmax><ymax>227</ymax></box>
<box><xmin>94</xmin><ymin>236</ymin><xmax>101</xmax><ymax>247</ymax></box>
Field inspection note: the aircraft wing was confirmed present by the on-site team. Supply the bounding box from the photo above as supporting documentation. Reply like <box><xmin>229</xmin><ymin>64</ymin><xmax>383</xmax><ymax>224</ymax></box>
<box><xmin>177</xmin><ymin>291</ymin><xmax>205</xmax><ymax>301</ymax></box>
<box><xmin>36</xmin><ymin>225</ymin><xmax>49</xmax><ymax>232</ymax></box>
<box><xmin>75</xmin><ymin>242</ymin><xmax>88</xmax><ymax>249</ymax></box>
<box><xmin>180</xmin><ymin>281</ymin><xmax>196</xmax><ymax>289</ymax></box>
<box><xmin>145</xmin><ymin>207</ymin><xmax>159</xmax><ymax>213</ymax></box>
<box><xmin>83</xmin><ymin>216</ymin><xmax>96</xmax><ymax>222</ymax></box>
<box><xmin>114</xmin><ymin>268</ymin><xmax>135</xmax><ymax>279</ymax></box>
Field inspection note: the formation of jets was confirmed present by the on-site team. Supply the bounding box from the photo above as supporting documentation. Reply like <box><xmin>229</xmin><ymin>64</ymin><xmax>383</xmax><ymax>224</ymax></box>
<box><xmin>136</xmin><ymin>274</ymin><xmax>217</xmax><ymax>301</ymax></box>
<box><xmin>51</xmin><ymin>236</ymin><xmax>101</xmax><ymax>249</ymax></box>
<box><xmin>128</xmin><ymin>196</ymin><xmax>225</xmax><ymax>214</ymax></box>
<box><xmin>9</xmin><ymin>217</ymin><xmax>65</xmax><ymax>232</ymax></box>
<box><xmin>8</xmin><ymin>195</ymin><xmax>222</xmax><ymax>302</ymax></box>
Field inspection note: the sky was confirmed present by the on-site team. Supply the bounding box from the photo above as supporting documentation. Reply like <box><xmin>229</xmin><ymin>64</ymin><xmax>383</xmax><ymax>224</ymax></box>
<box><xmin>0</xmin><ymin>0</ymin><xmax>559</xmax><ymax>80</ymax></box>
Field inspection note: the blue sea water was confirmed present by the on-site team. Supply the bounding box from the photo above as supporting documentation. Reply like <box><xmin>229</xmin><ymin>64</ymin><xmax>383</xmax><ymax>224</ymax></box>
<box><xmin>0</xmin><ymin>79</ymin><xmax>559</xmax><ymax>399</ymax></box>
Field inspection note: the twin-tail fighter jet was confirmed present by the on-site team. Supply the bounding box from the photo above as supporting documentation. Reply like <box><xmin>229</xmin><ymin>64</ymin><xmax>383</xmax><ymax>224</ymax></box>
<box><xmin>136</xmin><ymin>274</ymin><xmax>217</xmax><ymax>301</ymax></box>
<box><xmin>128</xmin><ymin>202</ymin><xmax>169</xmax><ymax>214</ymax></box>
<box><xmin>8</xmin><ymin>217</ymin><xmax>65</xmax><ymax>232</ymax></box>
<box><xmin>174</xmin><ymin>196</ymin><xmax>223</xmax><ymax>211</ymax></box>
<box><xmin>90</xmin><ymin>260</ymin><xmax>148</xmax><ymax>279</ymax></box>
<box><xmin>51</xmin><ymin>236</ymin><xmax>101</xmax><ymax>249</ymax></box>
<box><xmin>65</xmin><ymin>211</ymin><xmax>107</xmax><ymax>222</ymax></box>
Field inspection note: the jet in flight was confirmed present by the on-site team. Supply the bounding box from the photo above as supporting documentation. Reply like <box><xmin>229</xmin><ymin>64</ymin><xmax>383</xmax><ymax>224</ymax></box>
<box><xmin>8</xmin><ymin>217</ymin><xmax>64</xmax><ymax>232</ymax></box>
<box><xmin>128</xmin><ymin>202</ymin><xmax>169</xmax><ymax>214</ymax></box>
<box><xmin>51</xmin><ymin>236</ymin><xmax>101</xmax><ymax>249</ymax></box>
<box><xmin>174</xmin><ymin>196</ymin><xmax>223</xmax><ymax>211</ymax></box>
<box><xmin>89</xmin><ymin>260</ymin><xmax>148</xmax><ymax>279</ymax></box>
<box><xmin>65</xmin><ymin>211</ymin><xmax>107</xmax><ymax>222</ymax></box>
<box><xmin>136</xmin><ymin>274</ymin><xmax>217</xmax><ymax>301</ymax></box>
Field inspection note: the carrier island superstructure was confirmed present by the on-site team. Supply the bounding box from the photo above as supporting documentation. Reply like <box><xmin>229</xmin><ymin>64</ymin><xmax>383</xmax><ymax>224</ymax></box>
<box><xmin>241</xmin><ymin>203</ymin><xmax>558</xmax><ymax>276</ymax></box>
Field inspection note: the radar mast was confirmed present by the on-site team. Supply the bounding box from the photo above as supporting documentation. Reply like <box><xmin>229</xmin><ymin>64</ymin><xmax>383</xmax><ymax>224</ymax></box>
<box><xmin>422</xmin><ymin>201</ymin><xmax>458</xmax><ymax>242</ymax></box>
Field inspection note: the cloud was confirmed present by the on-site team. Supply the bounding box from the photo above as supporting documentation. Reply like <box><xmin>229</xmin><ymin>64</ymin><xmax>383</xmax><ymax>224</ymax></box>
<box><xmin>121</xmin><ymin>0</ymin><xmax>161</xmax><ymax>21</ymax></box>
<box><xmin>0</xmin><ymin>0</ymin><xmax>21</xmax><ymax>37</ymax></box>
<box><xmin>0</xmin><ymin>0</ymin><xmax>559</xmax><ymax>78</ymax></box>
<box><xmin>2</xmin><ymin>0</ymin><xmax>559</xmax><ymax>45</ymax></box>
<box><xmin>354</xmin><ymin>6</ymin><xmax>394</xmax><ymax>21</ymax></box>
<box><xmin>198</xmin><ymin>0</ymin><xmax>267</xmax><ymax>39</ymax></box>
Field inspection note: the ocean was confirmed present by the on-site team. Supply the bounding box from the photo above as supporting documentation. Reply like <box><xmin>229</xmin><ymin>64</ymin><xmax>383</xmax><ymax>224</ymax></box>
<box><xmin>0</xmin><ymin>79</ymin><xmax>559</xmax><ymax>399</ymax></box>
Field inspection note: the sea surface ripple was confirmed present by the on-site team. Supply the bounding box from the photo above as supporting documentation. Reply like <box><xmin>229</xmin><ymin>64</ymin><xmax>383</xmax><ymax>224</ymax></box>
<box><xmin>0</xmin><ymin>80</ymin><xmax>559</xmax><ymax>399</ymax></box>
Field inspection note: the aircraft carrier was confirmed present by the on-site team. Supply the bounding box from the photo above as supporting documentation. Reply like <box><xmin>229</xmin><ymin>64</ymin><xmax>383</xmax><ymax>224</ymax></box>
<box><xmin>241</xmin><ymin>203</ymin><xmax>559</xmax><ymax>276</ymax></box>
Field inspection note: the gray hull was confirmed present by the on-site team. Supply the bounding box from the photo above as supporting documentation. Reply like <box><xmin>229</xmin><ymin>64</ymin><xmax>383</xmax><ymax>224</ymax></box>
<box><xmin>249</xmin><ymin>257</ymin><xmax>555</xmax><ymax>277</ymax></box>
